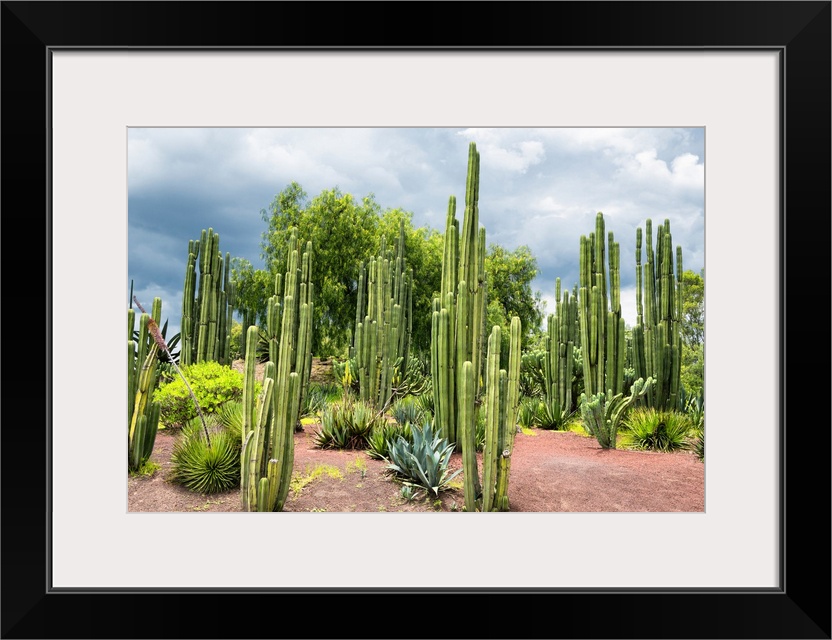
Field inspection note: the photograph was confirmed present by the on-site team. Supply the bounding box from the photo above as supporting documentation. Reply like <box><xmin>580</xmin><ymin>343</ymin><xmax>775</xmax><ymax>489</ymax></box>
<box><xmin>3</xmin><ymin>1</ymin><xmax>828</xmax><ymax>638</ymax></box>
<box><xmin>127</xmin><ymin>126</ymin><xmax>707</xmax><ymax>515</ymax></box>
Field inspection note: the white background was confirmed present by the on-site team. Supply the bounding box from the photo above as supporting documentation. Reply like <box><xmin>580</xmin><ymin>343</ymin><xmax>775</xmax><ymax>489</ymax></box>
<box><xmin>51</xmin><ymin>51</ymin><xmax>779</xmax><ymax>589</ymax></box>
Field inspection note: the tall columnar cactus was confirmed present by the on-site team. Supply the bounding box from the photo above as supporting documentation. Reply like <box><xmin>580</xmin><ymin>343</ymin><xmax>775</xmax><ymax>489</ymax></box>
<box><xmin>181</xmin><ymin>228</ymin><xmax>234</xmax><ymax>366</ymax></box>
<box><xmin>579</xmin><ymin>212</ymin><xmax>625</xmax><ymax>399</ymax></box>
<box><xmin>241</xmin><ymin>229</ymin><xmax>314</xmax><ymax>512</ymax></box>
<box><xmin>431</xmin><ymin>142</ymin><xmax>487</xmax><ymax>446</ymax></box>
<box><xmin>128</xmin><ymin>297</ymin><xmax>163</xmax><ymax>472</ymax></box>
<box><xmin>577</xmin><ymin>212</ymin><xmax>651</xmax><ymax>448</ymax></box>
<box><xmin>461</xmin><ymin>318</ymin><xmax>521</xmax><ymax>512</ymax></box>
<box><xmin>352</xmin><ymin>219</ymin><xmax>413</xmax><ymax>410</ymax></box>
<box><xmin>541</xmin><ymin>277</ymin><xmax>579</xmax><ymax>422</ymax></box>
<box><xmin>632</xmin><ymin>219</ymin><xmax>683</xmax><ymax>410</ymax></box>
<box><xmin>580</xmin><ymin>376</ymin><xmax>653</xmax><ymax>449</ymax></box>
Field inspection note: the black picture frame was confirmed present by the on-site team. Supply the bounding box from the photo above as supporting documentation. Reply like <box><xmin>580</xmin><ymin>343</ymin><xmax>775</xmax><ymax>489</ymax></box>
<box><xmin>2</xmin><ymin>2</ymin><xmax>829</xmax><ymax>638</ymax></box>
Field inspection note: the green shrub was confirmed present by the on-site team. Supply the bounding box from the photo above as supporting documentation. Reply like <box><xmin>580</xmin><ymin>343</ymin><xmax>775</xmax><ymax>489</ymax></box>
<box><xmin>384</xmin><ymin>421</ymin><xmax>461</xmax><ymax>497</ymax></box>
<box><xmin>313</xmin><ymin>398</ymin><xmax>384</xmax><ymax>450</ymax></box>
<box><xmin>620</xmin><ymin>407</ymin><xmax>694</xmax><ymax>452</ymax></box>
<box><xmin>169</xmin><ymin>419</ymin><xmax>241</xmax><ymax>494</ymax></box>
<box><xmin>153</xmin><ymin>361</ymin><xmax>251</xmax><ymax>427</ymax></box>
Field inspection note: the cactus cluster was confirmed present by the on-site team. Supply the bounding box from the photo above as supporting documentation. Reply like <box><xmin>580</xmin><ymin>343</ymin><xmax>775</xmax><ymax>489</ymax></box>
<box><xmin>128</xmin><ymin>297</ymin><xmax>162</xmax><ymax>471</ymax></box>
<box><xmin>181</xmin><ymin>227</ymin><xmax>236</xmax><ymax>366</ymax></box>
<box><xmin>431</xmin><ymin>142</ymin><xmax>487</xmax><ymax>446</ymax></box>
<box><xmin>240</xmin><ymin>229</ymin><xmax>314</xmax><ymax>511</ymax></box>
<box><xmin>541</xmin><ymin>277</ymin><xmax>579</xmax><ymax>423</ymax></box>
<box><xmin>572</xmin><ymin>212</ymin><xmax>656</xmax><ymax>449</ymax></box>
<box><xmin>352</xmin><ymin>218</ymin><xmax>413</xmax><ymax>410</ymax></box>
<box><xmin>632</xmin><ymin>218</ymin><xmax>683</xmax><ymax>410</ymax></box>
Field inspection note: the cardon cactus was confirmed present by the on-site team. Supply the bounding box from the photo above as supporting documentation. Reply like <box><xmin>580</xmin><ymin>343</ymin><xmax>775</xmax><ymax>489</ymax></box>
<box><xmin>632</xmin><ymin>219</ymin><xmax>683</xmax><ymax>410</ymax></box>
<box><xmin>460</xmin><ymin>317</ymin><xmax>522</xmax><ymax>512</ymax></box>
<box><xmin>352</xmin><ymin>218</ymin><xmax>413</xmax><ymax>410</ymax></box>
<box><xmin>240</xmin><ymin>229</ymin><xmax>314</xmax><ymax>511</ymax></box>
<box><xmin>431</xmin><ymin>142</ymin><xmax>487</xmax><ymax>446</ymax></box>
<box><xmin>181</xmin><ymin>228</ymin><xmax>235</xmax><ymax>366</ymax></box>
<box><xmin>541</xmin><ymin>277</ymin><xmax>578</xmax><ymax>425</ymax></box>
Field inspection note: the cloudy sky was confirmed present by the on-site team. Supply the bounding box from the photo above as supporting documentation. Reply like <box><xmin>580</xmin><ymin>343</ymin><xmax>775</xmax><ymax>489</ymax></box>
<box><xmin>128</xmin><ymin>127</ymin><xmax>704</xmax><ymax>340</ymax></box>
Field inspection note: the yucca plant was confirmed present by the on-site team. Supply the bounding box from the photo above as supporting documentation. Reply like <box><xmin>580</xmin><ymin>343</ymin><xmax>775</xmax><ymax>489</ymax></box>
<box><xmin>620</xmin><ymin>407</ymin><xmax>694</xmax><ymax>452</ymax></box>
<box><xmin>384</xmin><ymin>421</ymin><xmax>461</xmax><ymax>497</ymax></box>
<box><xmin>170</xmin><ymin>419</ymin><xmax>241</xmax><ymax>493</ymax></box>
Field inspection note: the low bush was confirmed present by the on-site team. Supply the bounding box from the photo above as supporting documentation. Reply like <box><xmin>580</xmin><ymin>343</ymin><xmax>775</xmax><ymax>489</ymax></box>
<box><xmin>153</xmin><ymin>361</ymin><xmax>252</xmax><ymax>427</ymax></box>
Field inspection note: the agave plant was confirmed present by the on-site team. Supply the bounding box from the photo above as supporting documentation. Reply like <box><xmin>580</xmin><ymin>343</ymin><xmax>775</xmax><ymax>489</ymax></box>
<box><xmin>169</xmin><ymin>419</ymin><xmax>241</xmax><ymax>494</ymax></box>
<box><xmin>384</xmin><ymin>421</ymin><xmax>461</xmax><ymax>497</ymax></box>
<box><xmin>313</xmin><ymin>397</ymin><xmax>383</xmax><ymax>450</ymax></box>
<box><xmin>390</xmin><ymin>395</ymin><xmax>425</xmax><ymax>428</ymax></box>
<box><xmin>366</xmin><ymin>421</ymin><xmax>413</xmax><ymax>461</ymax></box>
<box><xmin>620</xmin><ymin>407</ymin><xmax>694</xmax><ymax>452</ymax></box>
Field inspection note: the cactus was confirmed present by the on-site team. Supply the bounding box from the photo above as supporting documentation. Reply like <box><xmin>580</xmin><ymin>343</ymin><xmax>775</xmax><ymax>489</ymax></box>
<box><xmin>632</xmin><ymin>219</ymin><xmax>683</xmax><ymax>410</ymax></box>
<box><xmin>540</xmin><ymin>277</ymin><xmax>579</xmax><ymax>425</ymax></box>
<box><xmin>240</xmin><ymin>229</ymin><xmax>314</xmax><ymax>511</ymax></box>
<box><xmin>181</xmin><ymin>228</ymin><xmax>235</xmax><ymax>366</ymax></box>
<box><xmin>352</xmin><ymin>219</ymin><xmax>413</xmax><ymax>410</ymax></box>
<box><xmin>473</xmin><ymin>318</ymin><xmax>522</xmax><ymax>512</ymax></box>
<box><xmin>578</xmin><ymin>212</ymin><xmax>625</xmax><ymax>400</ymax></box>
<box><xmin>128</xmin><ymin>298</ymin><xmax>163</xmax><ymax>472</ymax></box>
<box><xmin>431</xmin><ymin>142</ymin><xmax>487</xmax><ymax>446</ymax></box>
<box><xmin>580</xmin><ymin>377</ymin><xmax>653</xmax><ymax>449</ymax></box>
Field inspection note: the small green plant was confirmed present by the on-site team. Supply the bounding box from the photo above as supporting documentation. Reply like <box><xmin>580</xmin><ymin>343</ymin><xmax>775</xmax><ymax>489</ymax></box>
<box><xmin>346</xmin><ymin>456</ymin><xmax>368</xmax><ymax>478</ymax></box>
<box><xmin>289</xmin><ymin>464</ymin><xmax>343</xmax><ymax>497</ymax></box>
<box><xmin>313</xmin><ymin>397</ymin><xmax>384</xmax><ymax>450</ymax></box>
<box><xmin>620</xmin><ymin>407</ymin><xmax>694</xmax><ymax>452</ymax></box>
<box><xmin>399</xmin><ymin>485</ymin><xmax>420</xmax><ymax>502</ymax></box>
<box><xmin>153</xmin><ymin>360</ymin><xmax>251</xmax><ymax>427</ymax></box>
<box><xmin>217</xmin><ymin>400</ymin><xmax>243</xmax><ymax>441</ymax></box>
<box><xmin>169</xmin><ymin>420</ymin><xmax>241</xmax><ymax>494</ymax></box>
<box><xmin>415</xmin><ymin>392</ymin><xmax>435</xmax><ymax>423</ymax></box>
<box><xmin>384</xmin><ymin>422</ymin><xmax>461</xmax><ymax>497</ymax></box>
<box><xmin>691</xmin><ymin>426</ymin><xmax>704</xmax><ymax>461</ymax></box>
<box><xmin>516</xmin><ymin>397</ymin><xmax>538</xmax><ymax>430</ymax></box>
<box><xmin>129</xmin><ymin>460</ymin><xmax>161</xmax><ymax>478</ymax></box>
<box><xmin>366</xmin><ymin>421</ymin><xmax>413</xmax><ymax>460</ymax></box>
<box><xmin>390</xmin><ymin>395</ymin><xmax>425</xmax><ymax>428</ymax></box>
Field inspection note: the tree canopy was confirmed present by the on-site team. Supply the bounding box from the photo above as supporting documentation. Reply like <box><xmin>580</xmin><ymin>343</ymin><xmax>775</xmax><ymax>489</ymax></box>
<box><xmin>232</xmin><ymin>182</ymin><xmax>546</xmax><ymax>360</ymax></box>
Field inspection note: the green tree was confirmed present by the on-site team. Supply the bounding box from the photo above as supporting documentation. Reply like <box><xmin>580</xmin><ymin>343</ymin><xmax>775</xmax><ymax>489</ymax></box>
<box><xmin>259</xmin><ymin>182</ymin><xmax>380</xmax><ymax>356</ymax></box>
<box><xmin>229</xmin><ymin>257</ymin><xmax>273</xmax><ymax>329</ymax></box>
<box><xmin>484</xmin><ymin>244</ymin><xmax>545</xmax><ymax>350</ymax></box>
<box><xmin>680</xmin><ymin>269</ymin><xmax>704</xmax><ymax>394</ymax></box>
